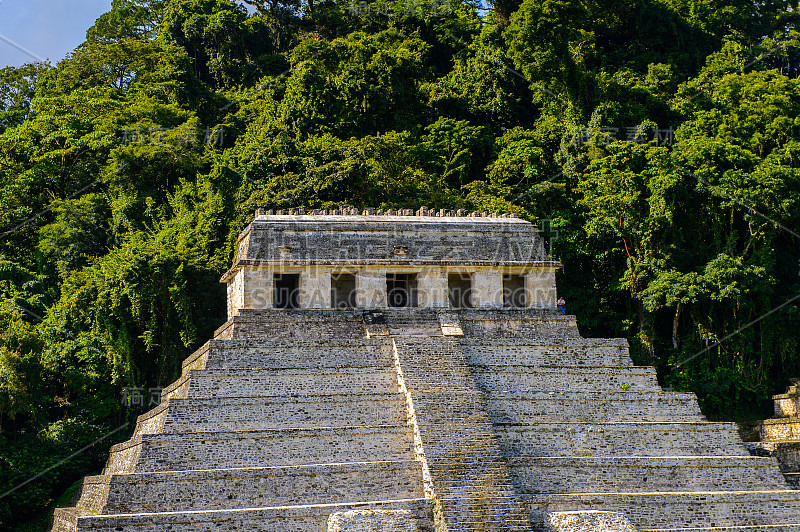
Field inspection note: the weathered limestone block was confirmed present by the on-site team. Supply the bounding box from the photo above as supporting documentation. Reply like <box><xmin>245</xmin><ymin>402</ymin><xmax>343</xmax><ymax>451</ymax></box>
<box><xmin>301</xmin><ymin>266</ymin><xmax>332</xmax><ymax>308</ymax></box>
<box><xmin>472</xmin><ymin>271</ymin><xmax>504</xmax><ymax>307</ymax></box>
<box><xmin>497</xmin><ymin>421</ymin><xmax>748</xmax><ymax>458</ymax></box>
<box><xmin>111</xmin><ymin>426</ymin><xmax>416</xmax><ymax>473</ymax></box>
<box><xmin>485</xmin><ymin>390</ymin><xmax>705</xmax><ymax>423</ymax></box>
<box><xmin>460</xmin><ymin>338</ymin><xmax>633</xmax><ymax>367</ymax></box>
<box><xmin>159</xmin><ymin>394</ymin><xmax>407</xmax><ymax>432</ymax></box>
<box><xmin>416</xmin><ymin>270</ymin><xmax>448</xmax><ymax>307</ymax></box>
<box><xmin>772</xmin><ymin>381</ymin><xmax>800</xmax><ymax>416</ymax></box>
<box><xmin>131</xmin><ymin>402</ymin><xmax>167</xmax><ymax>438</ymax></box>
<box><xmin>775</xmin><ymin>395</ymin><xmax>800</xmax><ymax>417</ymax></box>
<box><xmin>85</xmin><ymin>461</ymin><xmax>425</xmax><ymax>513</ymax></box>
<box><xmin>749</xmin><ymin>441</ymin><xmax>800</xmax><ymax>473</ymax></box>
<box><xmin>327</xmin><ymin>509</ymin><xmax>420</xmax><ymax>532</ymax></box>
<box><xmin>226</xmin><ymin>267</ymin><xmax>243</xmax><ymax>317</ymax></box>
<box><xmin>223</xmin><ymin>310</ymin><xmax>366</xmax><ymax>340</ymax></box>
<box><xmin>202</xmin><ymin>339</ymin><xmax>394</xmax><ymax>370</ymax></box>
<box><xmin>55</xmin><ymin>501</ymin><xmax>433</xmax><ymax>532</ymax></box>
<box><xmin>358</xmin><ymin>270</ymin><xmax>387</xmax><ymax>307</ymax></box>
<box><xmin>183</xmin><ymin>368</ymin><xmax>399</xmax><ymax>398</ymax></box>
<box><xmin>438</xmin><ymin>311</ymin><xmax>464</xmax><ymax>336</ymax></box>
<box><xmin>546</xmin><ymin>510</ymin><xmax>638</xmax><ymax>532</ymax></box>
<box><xmin>458</xmin><ymin>311</ymin><xmax>581</xmax><ymax>338</ymax></box>
<box><xmin>244</xmin><ymin>266</ymin><xmax>273</xmax><ymax>309</ymax></box>
<box><xmin>527</xmin><ymin>491</ymin><xmax>800</xmax><ymax>530</ymax></box>
<box><xmin>508</xmin><ymin>456</ymin><xmax>787</xmax><ymax>493</ymax></box>
<box><xmin>471</xmin><ymin>365</ymin><xmax>659</xmax><ymax>393</ymax></box>
<box><xmin>761</xmin><ymin>417</ymin><xmax>800</xmax><ymax>441</ymax></box>
<box><xmin>527</xmin><ymin>267</ymin><xmax>558</xmax><ymax>309</ymax></box>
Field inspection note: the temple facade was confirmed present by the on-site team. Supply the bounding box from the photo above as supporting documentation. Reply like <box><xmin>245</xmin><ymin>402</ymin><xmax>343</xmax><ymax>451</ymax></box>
<box><xmin>221</xmin><ymin>208</ymin><xmax>560</xmax><ymax>315</ymax></box>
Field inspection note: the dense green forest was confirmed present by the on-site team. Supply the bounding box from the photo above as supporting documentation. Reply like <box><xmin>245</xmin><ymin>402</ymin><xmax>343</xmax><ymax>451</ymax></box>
<box><xmin>2</xmin><ymin>0</ymin><xmax>800</xmax><ymax>527</ymax></box>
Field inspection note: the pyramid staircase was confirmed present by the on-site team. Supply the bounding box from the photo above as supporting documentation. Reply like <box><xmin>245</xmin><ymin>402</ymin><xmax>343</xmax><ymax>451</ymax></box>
<box><xmin>51</xmin><ymin>308</ymin><xmax>800</xmax><ymax>531</ymax></box>
<box><xmin>51</xmin><ymin>310</ymin><xmax>434</xmax><ymax>532</ymax></box>
<box><xmin>383</xmin><ymin>309</ymin><xmax>532</xmax><ymax>531</ymax></box>
<box><xmin>457</xmin><ymin>334</ymin><xmax>800</xmax><ymax>531</ymax></box>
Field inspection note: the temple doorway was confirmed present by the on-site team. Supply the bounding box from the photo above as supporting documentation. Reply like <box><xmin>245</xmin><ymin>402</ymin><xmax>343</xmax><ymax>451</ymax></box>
<box><xmin>274</xmin><ymin>273</ymin><xmax>300</xmax><ymax>308</ymax></box>
<box><xmin>448</xmin><ymin>274</ymin><xmax>473</xmax><ymax>308</ymax></box>
<box><xmin>386</xmin><ymin>273</ymin><xmax>418</xmax><ymax>307</ymax></box>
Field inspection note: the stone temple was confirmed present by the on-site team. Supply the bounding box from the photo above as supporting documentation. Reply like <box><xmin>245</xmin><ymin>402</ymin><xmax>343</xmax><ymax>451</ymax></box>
<box><xmin>53</xmin><ymin>208</ymin><xmax>800</xmax><ymax>531</ymax></box>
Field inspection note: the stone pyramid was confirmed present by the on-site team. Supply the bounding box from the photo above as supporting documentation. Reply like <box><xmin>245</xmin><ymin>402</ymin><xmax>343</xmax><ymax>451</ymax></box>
<box><xmin>50</xmin><ymin>210</ymin><xmax>800</xmax><ymax>531</ymax></box>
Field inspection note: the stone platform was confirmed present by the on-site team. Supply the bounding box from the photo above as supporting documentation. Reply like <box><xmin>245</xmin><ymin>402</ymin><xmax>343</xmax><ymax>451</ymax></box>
<box><xmin>51</xmin><ymin>308</ymin><xmax>800</xmax><ymax>532</ymax></box>
<box><xmin>749</xmin><ymin>380</ymin><xmax>800</xmax><ymax>489</ymax></box>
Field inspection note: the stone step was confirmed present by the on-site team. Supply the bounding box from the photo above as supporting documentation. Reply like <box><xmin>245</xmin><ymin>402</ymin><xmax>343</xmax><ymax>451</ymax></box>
<box><xmin>431</xmin><ymin>479</ymin><xmax>522</xmax><ymax>492</ymax></box>
<box><xmin>436</xmin><ymin>509</ymin><xmax>532</xmax><ymax>530</ymax></box>
<box><xmin>457</xmin><ymin>311</ymin><xmax>580</xmax><ymax>340</ymax></box>
<box><xmin>643</xmin><ymin>526</ymin><xmax>800</xmax><ymax>532</ymax></box>
<box><xmin>385</xmin><ymin>320</ymin><xmax>444</xmax><ymax>336</ymax></box>
<box><xmin>77</xmin><ymin>461</ymin><xmax>425</xmax><ymax>514</ymax></box>
<box><xmin>413</xmin><ymin>447</ymin><xmax>505</xmax><ymax>459</ymax></box>
<box><xmin>524</xmin><ymin>490</ymin><xmax>800</xmax><ymax>529</ymax></box>
<box><xmin>438</xmin><ymin>495</ymin><xmax>533</xmax><ymax>512</ymax></box>
<box><xmin>431</xmin><ymin>483</ymin><xmax>520</xmax><ymax>496</ymax></box>
<box><xmin>387</xmin><ymin>327</ymin><xmax>444</xmax><ymax>337</ymax></box>
<box><xmin>52</xmin><ymin>498</ymin><xmax>433</xmax><ymax>532</ymax></box>
<box><xmin>131</xmin><ymin>401</ymin><xmax>168</xmax><ymax>437</ymax></box>
<box><xmin>460</xmin><ymin>339</ymin><xmax>632</xmax><ymax>367</ymax></box>
<box><xmin>427</xmin><ymin>458</ymin><xmax>508</xmax><ymax>469</ymax></box>
<box><xmin>472</xmin><ymin>365</ymin><xmax>659</xmax><ymax>393</ymax></box>
<box><xmin>172</xmin><ymin>367</ymin><xmax>399</xmax><ymax>400</ymax></box>
<box><xmin>393</xmin><ymin>335</ymin><xmax>532</xmax><ymax>531</ymax></box>
<box><xmin>105</xmin><ymin>425</ymin><xmax>416</xmax><ymax>474</ymax></box>
<box><xmin>133</xmin><ymin>394</ymin><xmax>407</xmax><ymax>435</ymax></box>
<box><xmin>508</xmin><ymin>456</ymin><xmax>788</xmax><ymax>493</ymax></box>
<box><xmin>199</xmin><ymin>339</ymin><xmax>393</xmax><ymax>370</ymax></box>
<box><xmin>485</xmin><ymin>391</ymin><xmax>705</xmax><ymax>422</ymax></box>
<box><xmin>433</xmin><ymin>488</ymin><xmax>522</xmax><ymax>499</ymax></box>
<box><xmin>761</xmin><ymin>417</ymin><xmax>800</xmax><ymax>442</ymax></box>
<box><xmin>495</xmin><ymin>421</ymin><xmax>748</xmax><ymax>457</ymax></box>
<box><xmin>216</xmin><ymin>309</ymin><xmax>368</xmax><ymax>340</ymax></box>
<box><xmin>444</xmin><ymin>518</ymin><xmax>532</xmax><ymax>531</ymax></box>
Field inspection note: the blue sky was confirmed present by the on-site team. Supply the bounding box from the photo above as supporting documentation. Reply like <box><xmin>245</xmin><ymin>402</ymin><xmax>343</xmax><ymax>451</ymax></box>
<box><xmin>0</xmin><ymin>0</ymin><xmax>113</xmax><ymax>68</ymax></box>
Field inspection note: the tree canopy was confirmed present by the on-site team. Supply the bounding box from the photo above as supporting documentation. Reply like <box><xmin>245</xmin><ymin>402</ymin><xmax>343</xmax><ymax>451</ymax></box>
<box><xmin>2</xmin><ymin>0</ymin><xmax>800</xmax><ymax>527</ymax></box>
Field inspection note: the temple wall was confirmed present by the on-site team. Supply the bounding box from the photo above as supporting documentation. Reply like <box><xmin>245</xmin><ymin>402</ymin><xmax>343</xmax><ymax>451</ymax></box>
<box><xmin>222</xmin><ymin>211</ymin><xmax>562</xmax><ymax>317</ymax></box>
<box><xmin>416</xmin><ymin>270</ymin><xmax>448</xmax><ymax>307</ymax></box>
<box><xmin>227</xmin><ymin>265</ymin><xmax>562</xmax><ymax>316</ymax></box>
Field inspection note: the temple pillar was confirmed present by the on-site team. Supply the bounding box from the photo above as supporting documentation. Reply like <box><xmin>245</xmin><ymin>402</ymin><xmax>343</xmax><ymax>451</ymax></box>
<box><xmin>417</xmin><ymin>269</ymin><xmax>449</xmax><ymax>307</ymax></box>
<box><xmin>242</xmin><ymin>266</ymin><xmax>273</xmax><ymax>310</ymax></box>
<box><xmin>357</xmin><ymin>270</ymin><xmax>387</xmax><ymax>308</ymax></box>
<box><xmin>472</xmin><ymin>271</ymin><xmax>503</xmax><ymax>308</ymax></box>
<box><xmin>301</xmin><ymin>267</ymin><xmax>331</xmax><ymax>308</ymax></box>
<box><xmin>527</xmin><ymin>267</ymin><xmax>557</xmax><ymax>308</ymax></box>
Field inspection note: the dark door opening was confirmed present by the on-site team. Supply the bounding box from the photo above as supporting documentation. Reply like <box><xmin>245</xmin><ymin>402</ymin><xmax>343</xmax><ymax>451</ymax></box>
<box><xmin>386</xmin><ymin>273</ymin><xmax>417</xmax><ymax>307</ymax></box>
<box><xmin>448</xmin><ymin>274</ymin><xmax>473</xmax><ymax>308</ymax></box>
<box><xmin>503</xmin><ymin>274</ymin><xmax>527</xmax><ymax>307</ymax></box>
<box><xmin>331</xmin><ymin>273</ymin><xmax>357</xmax><ymax>308</ymax></box>
<box><xmin>274</xmin><ymin>273</ymin><xmax>300</xmax><ymax>308</ymax></box>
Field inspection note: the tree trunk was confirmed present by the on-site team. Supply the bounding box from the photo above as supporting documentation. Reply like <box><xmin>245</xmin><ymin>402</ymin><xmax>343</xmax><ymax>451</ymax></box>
<box><xmin>672</xmin><ymin>301</ymin><xmax>681</xmax><ymax>350</ymax></box>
